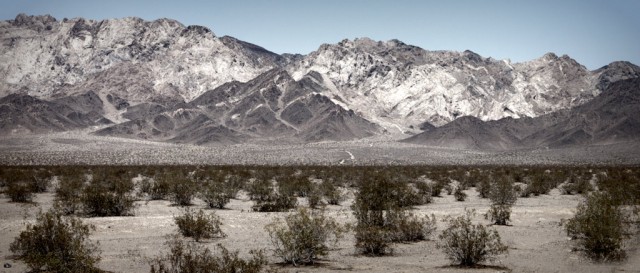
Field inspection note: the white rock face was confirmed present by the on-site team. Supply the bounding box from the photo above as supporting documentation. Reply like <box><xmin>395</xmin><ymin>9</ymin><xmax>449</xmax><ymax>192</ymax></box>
<box><xmin>286</xmin><ymin>38</ymin><xmax>602</xmax><ymax>130</ymax></box>
<box><xmin>0</xmin><ymin>14</ymin><xmax>278</xmax><ymax>102</ymax></box>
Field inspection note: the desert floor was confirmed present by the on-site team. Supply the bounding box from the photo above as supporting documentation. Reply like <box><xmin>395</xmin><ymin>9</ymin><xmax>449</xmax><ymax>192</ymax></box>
<box><xmin>1</xmin><ymin>185</ymin><xmax>639</xmax><ymax>273</ymax></box>
<box><xmin>1</xmin><ymin>131</ymin><xmax>640</xmax><ymax>166</ymax></box>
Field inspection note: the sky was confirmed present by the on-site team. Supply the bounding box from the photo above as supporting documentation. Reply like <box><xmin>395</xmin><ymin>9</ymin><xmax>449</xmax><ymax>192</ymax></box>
<box><xmin>1</xmin><ymin>0</ymin><xmax>638</xmax><ymax>70</ymax></box>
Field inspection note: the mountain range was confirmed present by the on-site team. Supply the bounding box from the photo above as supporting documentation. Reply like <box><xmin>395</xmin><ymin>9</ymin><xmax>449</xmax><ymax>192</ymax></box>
<box><xmin>1</xmin><ymin>14</ymin><xmax>639</xmax><ymax>149</ymax></box>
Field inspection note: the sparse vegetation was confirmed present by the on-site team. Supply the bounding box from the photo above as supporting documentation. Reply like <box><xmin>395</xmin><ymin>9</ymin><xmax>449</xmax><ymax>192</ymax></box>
<box><xmin>10</xmin><ymin>209</ymin><xmax>102</xmax><ymax>273</ymax></box>
<box><xmin>1</xmin><ymin>165</ymin><xmax>638</xmax><ymax>272</ymax></box>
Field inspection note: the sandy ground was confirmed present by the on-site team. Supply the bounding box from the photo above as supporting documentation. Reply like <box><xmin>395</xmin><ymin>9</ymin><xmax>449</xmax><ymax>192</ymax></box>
<box><xmin>1</xmin><ymin>186</ymin><xmax>639</xmax><ymax>273</ymax></box>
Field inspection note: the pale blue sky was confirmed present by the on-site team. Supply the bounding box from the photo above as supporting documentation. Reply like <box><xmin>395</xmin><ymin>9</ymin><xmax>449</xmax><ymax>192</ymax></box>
<box><xmin>1</xmin><ymin>0</ymin><xmax>638</xmax><ymax>69</ymax></box>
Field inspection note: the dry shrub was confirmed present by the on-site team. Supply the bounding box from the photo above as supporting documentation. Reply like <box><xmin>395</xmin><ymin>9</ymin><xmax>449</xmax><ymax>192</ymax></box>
<box><xmin>81</xmin><ymin>173</ymin><xmax>136</xmax><ymax>217</ymax></box>
<box><xmin>10</xmin><ymin>209</ymin><xmax>102</xmax><ymax>273</ymax></box>
<box><xmin>174</xmin><ymin>208</ymin><xmax>226</xmax><ymax>242</ymax></box>
<box><xmin>437</xmin><ymin>209</ymin><xmax>508</xmax><ymax>266</ymax></box>
<box><xmin>565</xmin><ymin>192</ymin><xmax>626</xmax><ymax>261</ymax></box>
<box><xmin>454</xmin><ymin>187</ymin><xmax>467</xmax><ymax>201</ymax></box>
<box><xmin>200</xmin><ymin>180</ymin><xmax>231</xmax><ymax>209</ymax></box>
<box><xmin>54</xmin><ymin>174</ymin><xmax>85</xmax><ymax>215</ymax></box>
<box><xmin>353</xmin><ymin>172</ymin><xmax>436</xmax><ymax>255</ymax></box>
<box><xmin>265</xmin><ymin>208</ymin><xmax>344</xmax><ymax>265</ymax></box>
<box><xmin>149</xmin><ymin>235</ymin><xmax>266</xmax><ymax>273</ymax></box>
<box><xmin>486</xmin><ymin>204</ymin><xmax>512</xmax><ymax>226</ymax></box>
<box><xmin>6</xmin><ymin>181</ymin><xmax>33</xmax><ymax>203</ymax></box>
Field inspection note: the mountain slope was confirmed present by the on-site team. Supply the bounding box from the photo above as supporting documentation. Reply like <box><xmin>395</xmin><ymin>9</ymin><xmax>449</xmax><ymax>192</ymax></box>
<box><xmin>95</xmin><ymin>69</ymin><xmax>380</xmax><ymax>144</ymax></box>
<box><xmin>0</xmin><ymin>93</ymin><xmax>110</xmax><ymax>134</ymax></box>
<box><xmin>0</xmin><ymin>14</ymin><xmax>280</xmax><ymax>103</ymax></box>
<box><xmin>285</xmin><ymin>38</ymin><xmax>640</xmax><ymax>132</ymax></box>
<box><xmin>404</xmin><ymin>77</ymin><xmax>640</xmax><ymax>149</ymax></box>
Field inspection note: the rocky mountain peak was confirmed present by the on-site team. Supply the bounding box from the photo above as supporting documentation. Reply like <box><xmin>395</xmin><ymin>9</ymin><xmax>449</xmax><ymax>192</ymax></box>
<box><xmin>12</xmin><ymin>13</ymin><xmax>57</xmax><ymax>30</ymax></box>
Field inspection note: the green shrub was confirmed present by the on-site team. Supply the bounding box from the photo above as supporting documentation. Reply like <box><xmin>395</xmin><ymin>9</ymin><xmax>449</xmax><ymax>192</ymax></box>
<box><xmin>247</xmin><ymin>177</ymin><xmax>274</xmax><ymax>202</ymax></box>
<box><xmin>320</xmin><ymin>180</ymin><xmax>344</xmax><ymax>205</ymax></box>
<box><xmin>477</xmin><ymin>174</ymin><xmax>491</xmax><ymax>198</ymax></box>
<box><xmin>30</xmin><ymin>169</ymin><xmax>52</xmax><ymax>193</ymax></box>
<box><xmin>389</xmin><ymin>211</ymin><xmax>437</xmax><ymax>242</ymax></box>
<box><xmin>306</xmin><ymin>184</ymin><xmax>324</xmax><ymax>209</ymax></box>
<box><xmin>149</xmin><ymin>235</ymin><xmax>266</xmax><ymax>273</ymax></box>
<box><xmin>265</xmin><ymin>208</ymin><xmax>343</xmax><ymax>265</ymax></box>
<box><xmin>352</xmin><ymin>173</ymin><xmax>397</xmax><ymax>255</ymax></box>
<box><xmin>437</xmin><ymin>210</ymin><xmax>508</xmax><ymax>266</ymax></box>
<box><xmin>200</xmin><ymin>180</ymin><xmax>231</xmax><ymax>209</ymax></box>
<box><xmin>486</xmin><ymin>175</ymin><xmax>517</xmax><ymax>225</ymax></box>
<box><xmin>169</xmin><ymin>174</ymin><xmax>197</xmax><ymax>206</ymax></box>
<box><xmin>596</xmin><ymin>169</ymin><xmax>640</xmax><ymax>206</ymax></box>
<box><xmin>565</xmin><ymin>192</ymin><xmax>626</xmax><ymax>260</ymax></box>
<box><xmin>6</xmin><ymin>181</ymin><xmax>33</xmax><ymax>203</ymax></box>
<box><xmin>429</xmin><ymin>178</ymin><xmax>446</xmax><ymax>197</ymax></box>
<box><xmin>252</xmin><ymin>193</ymin><xmax>297</xmax><ymax>212</ymax></box>
<box><xmin>144</xmin><ymin>175</ymin><xmax>172</xmax><ymax>200</ymax></box>
<box><xmin>352</xmin><ymin>172</ymin><xmax>432</xmax><ymax>255</ymax></box>
<box><xmin>353</xmin><ymin>225</ymin><xmax>392</xmax><ymax>256</ymax></box>
<box><xmin>413</xmin><ymin>181</ymin><xmax>433</xmax><ymax>204</ymax></box>
<box><xmin>561</xmin><ymin>174</ymin><xmax>593</xmax><ymax>195</ymax></box>
<box><xmin>175</xmin><ymin>209</ymin><xmax>226</xmax><ymax>242</ymax></box>
<box><xmin>278</xmin><ymin>174</ymin><xmax>313</xmax><ymax>197</ymax></box>
<box><xmin>454</xmin><ymin>187</ymin><xmax>466</xmax><ymax>202</ymax></box>
<box><xmin>486</xmin><ymin>204</ymin><xmax>512</xmax><ymax>226</ymax></box>
<box><xmin>81</xmin><ymin>173</ymin><xmax>136</xmax><ymax>217</ymax></box>
<box><xmin>54</xmin><ymin>174</ymin><xmax>85</xmax><ymax>215</ymax></box>
<box><xmin>10</xmin><ymin>209</ymin><xmax>101</xmax><ymax>273</ymax></box>
<box><xmin>489</xmin><ymin>175</ymin><xmax>517</xmax><ymax>206</ymax></box>
<box><xmin>526</xmin><ymin>171</ymin><xmax>556</xmax><ymax>196</ymax></box>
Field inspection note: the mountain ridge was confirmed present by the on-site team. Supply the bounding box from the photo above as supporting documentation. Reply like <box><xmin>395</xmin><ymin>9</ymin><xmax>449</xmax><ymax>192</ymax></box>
<box><xmin>2</xmin><ymin>14</ymin><xmax>640</xmax><ymax>149</ymax></box>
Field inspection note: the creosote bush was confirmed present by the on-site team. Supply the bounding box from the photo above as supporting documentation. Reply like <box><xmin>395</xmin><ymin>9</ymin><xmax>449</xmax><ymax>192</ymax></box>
<box><xmin>454</xmin><ymin>187</ymin><xmax>466</xmax><ymax>202</ymax></box>
<box><xmin>565</xmin><ymin>192</ymin><xmax>626</xmax><ymax>260</ymax></box>
<box><xmin>54</xmin><ymin>174</ymin><xmax>85</xmax><ymax>215</ymax></box>
<box><xmin>249</xmin><ymin>177</ymin><xmax>297</xmax><ymax>212</ymax></box>
<box><xmin>265</xmin><ymin>208</ymin><xmax>344</xmax><ymax>266</ymax></box>
<box><xmin>81</xmin><ymin>172</ymin><xmax>136</xmax><ymax>217</ymax></box>
<box><xmin>168</xmin><ymin>173</ymin><xmax>198</xmax><ymax>206</ymax></box>
<box><xmin>174</xmin><ymin>208</ymin><xmax>226</xmax><ymax>242</ymax></box>
<box><xmin>200</xmin><ymin>179</ymin><xmax>231</xmax><ymax>209</ymax></box>
<box><xmin>389</xmin><ymin>211</ymin><xmax>437</xmax><ymax>242</ymax></box>
<box><xmin>149</xmin><ymin>235</ymin><xmax>266</xmax><ymax>273</ymax></box>
<box><xmin>6</xmin><ymin>181</ymin><xmax>34</xmax><ymax>203</ymax></box>
<box><xmin>353</xmin><ymin>172</ymin><xmax>436</xmax><ymax>256</ymax></box>
<box><xmin>10</xmin><ymin>209</ymin><xmax>102</xmax><ymax>273</ymax></box>
<box><xmin>437</xmin><ymin>210</ymin><xmax>508</xmax><ymax>266</ymax></box>
<box><xmin>486</xmin><ymin>175</ymin><xmax>517</xmax><ymax>225</ymax></box>
<box><xmin>320</xmin><ymin>179</ymin><xmax>344</xmax><ymax>205</ymax></box>
<box><xmin>486</xmin><ymin>204</ymin><xmax>512</xmax><ymax>226</ymax></box>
